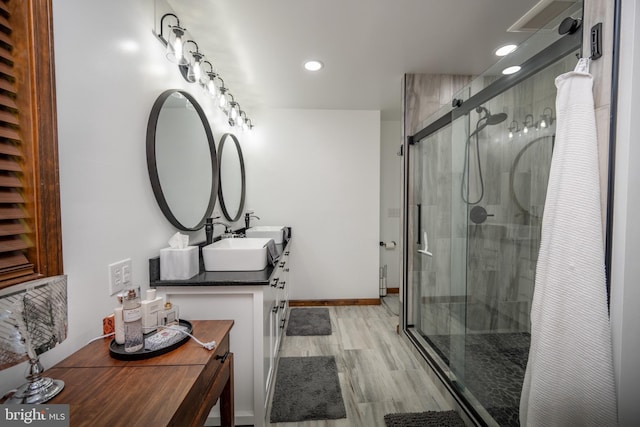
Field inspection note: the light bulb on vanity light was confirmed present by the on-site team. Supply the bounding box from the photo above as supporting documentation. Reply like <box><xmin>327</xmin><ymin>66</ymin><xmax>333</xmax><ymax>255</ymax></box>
<box><xmin>539</xmin><ymin>107</ymin><xmax>554</xmax><ymax>129</ymax></box>
<box><xmin>192</xmin><ymin>60</ymin><xmax>202</xmax><ymax>82</ymax></box>
<box><xmin>183</xmin><ymin>40</ymin><xmax>203</xmax><ymax>83</ymax></box>
<box><xmin>523</xmin><ymin>114</ymin><xmax>534</xmax><ymax>134</ymax></box>
<box><xmin>202</xmin><ymin>61</ymin><xmax>218</xmax><ymax>97</ymax></box>
<box><xmin>236</xmin><ymin>110</ymin><xmax>245</xmax><ymax>129</ymax></box>
<box><xmin>167</xmin><ymin>33</ymin><xmax>186</xmax><ymax>65</ymax></box>
<box><xmin>218</xmin><ymin>85</ymin><xmax>229</xmax><ymax>109</ymax></box>
<box><xmin>508</xmin><ymin>120</ymin><xmax>519</xmax><ymax>139</ymax></box>
<box><xmin>187</xmin><ymin>52</ymin><xmax>203</xmax><ymax>82</ymax></box>
<box><xmin>207</xmin><ymin>78</ymin><xmax>218</xmax><ymax>97</ymax></box>
<box><xmin>244</xmin><ymin>118</ymin><xmax>253</xmax><ymax>132</ymax></box>
<box><xmin>160</xmin><ymin>13</ymin><xmax>188</xmax><ymax>65</ymax></box>
<box><xmin>229</xmin><ymin>102</ymin><xmax>239</xmax><ymax>121</ymax></box>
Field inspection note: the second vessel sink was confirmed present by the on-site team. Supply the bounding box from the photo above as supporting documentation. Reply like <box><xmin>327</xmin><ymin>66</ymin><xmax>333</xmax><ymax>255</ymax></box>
<box><xmin>203</xmin><ymin>238</ymin><xmax>273</xmax><ymax>271</ymax></box>
<box><xmin>245</xmin><ymin>225</ymin><xmax>286</xmax><ymax>245</ymax></box>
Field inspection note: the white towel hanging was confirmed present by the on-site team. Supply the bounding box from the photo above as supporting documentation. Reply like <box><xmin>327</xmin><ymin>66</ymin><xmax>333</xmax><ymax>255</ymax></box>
<box><xmin>519</xmin><ymin>58</ymin><xmax>617</xmax><ymax>426</ymax></box>
<box><xmin>575</xmin><ymin>57</ymin><xmax>591</xmax><ymax>73</ymax></box>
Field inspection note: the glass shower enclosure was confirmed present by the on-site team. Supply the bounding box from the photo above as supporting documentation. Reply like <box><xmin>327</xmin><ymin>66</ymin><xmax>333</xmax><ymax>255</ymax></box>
<box><xmin>403</xmin><ymin>7</ymin><xmax>582</xmax><ymax>427</ymax></box>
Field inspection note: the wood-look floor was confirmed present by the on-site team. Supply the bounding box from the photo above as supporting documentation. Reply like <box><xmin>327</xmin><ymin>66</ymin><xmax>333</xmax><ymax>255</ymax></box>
<box><xmin>268</xmin><ymin>296</ymin><xmax>453</xmax><ymax>426</ymax></box>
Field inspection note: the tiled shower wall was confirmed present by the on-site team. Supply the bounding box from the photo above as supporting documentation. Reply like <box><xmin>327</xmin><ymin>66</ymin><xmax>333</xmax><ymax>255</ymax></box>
<box><xmin>464</xmin><ymin>54</ymin><xmax>577</xmax><ymax>333</ymax></box>
<box><xmin>403</xmin><ymin>74</ymin><xmax>472</xmax><ymax>136</ymax></box>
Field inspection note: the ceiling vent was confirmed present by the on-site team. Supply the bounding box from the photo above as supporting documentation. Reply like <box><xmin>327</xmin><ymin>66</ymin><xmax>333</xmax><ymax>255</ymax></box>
<box><xmin>508</xmin><ymin>0</ymin><xmax>578</xmax><ymax>32</ymax></box>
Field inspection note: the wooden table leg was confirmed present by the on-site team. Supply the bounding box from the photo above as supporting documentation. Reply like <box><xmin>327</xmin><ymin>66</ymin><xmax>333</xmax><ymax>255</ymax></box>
<box><xmin>220</xmin><ymin>353</ymin><xmax>235</xmax><ymax>427</ymax></box>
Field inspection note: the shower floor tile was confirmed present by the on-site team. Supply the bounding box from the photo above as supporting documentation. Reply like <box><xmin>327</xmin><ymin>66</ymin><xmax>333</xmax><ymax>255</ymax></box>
<box><xmin>422</xmin><ymin>332</ymin><xmax>530</xmax><ymax>427</ymax></box>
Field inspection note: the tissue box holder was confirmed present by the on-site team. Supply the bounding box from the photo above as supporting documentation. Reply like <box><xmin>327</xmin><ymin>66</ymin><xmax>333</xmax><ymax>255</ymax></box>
<box><xmin>160</xmin><ymin>246</ymin><xmax>198</xmax><ymax>280</ymax></box>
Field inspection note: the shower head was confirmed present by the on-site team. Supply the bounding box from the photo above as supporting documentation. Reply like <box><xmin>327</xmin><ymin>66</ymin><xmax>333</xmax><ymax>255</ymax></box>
<box><xmin>469</xmin><ymin>107</ymin><xmax>508</xmax><ymax>138</ymax></box>
<box><xmin>486</xmin><ymin>112</ymin><xmax>508</xmax><ymax>125</ymax></box>
<box><xmin>475</xmin><ymin>106</ymin><xmax>508</xmax><ymax>126</ymax></box>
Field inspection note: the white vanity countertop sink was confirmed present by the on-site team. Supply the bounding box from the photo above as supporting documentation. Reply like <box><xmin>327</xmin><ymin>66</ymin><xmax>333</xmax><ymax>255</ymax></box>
<box><xmin>245</xmin><ymin>225</ymin><xmax>286</xmax><ymax>245</ymax></box>
<box><xmin>202</xmin><ymin>237</ymin><xmax>273</xmax><ymax>271</ymax></box>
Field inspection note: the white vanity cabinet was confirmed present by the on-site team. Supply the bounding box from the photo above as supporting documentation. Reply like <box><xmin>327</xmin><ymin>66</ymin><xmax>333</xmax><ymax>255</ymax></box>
<box><xmin>275</xmin><ymin>248</ymin><xmax>291</xmax><ymax>350</ymax></box>
<box><xmin>152</xmin><ymin>236</ymin><xmax>292</xmax><ymax>427</ymax></box>
<box><xmin>263</xmin><ymin>245</ymin><xmax>291</xmax><ymax>406</ymax></box>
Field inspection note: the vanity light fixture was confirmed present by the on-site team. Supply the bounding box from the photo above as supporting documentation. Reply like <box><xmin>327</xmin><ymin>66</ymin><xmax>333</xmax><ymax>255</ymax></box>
<box><xmin>502</xmin><ymin>65</ymin><xmax>521</xmax><ymax>75</ymax></box>
<box><xmin>219</xmin><ymin>90</ymin><xmax>230</xmax><ymax>116</ymax></box>
<box><xmin>155</xmin><ymin>12</ymin><xmax>254</xmax><ymax>131</ymax></box>
<box><xmin>202</xmin><ymin>61</ymin><xmax>218</xmax><ymax>96</ymax></box>
<box><xmin>304</xmin><ymin>60</ymin><xmax>323</xmax><ymax>71</ymax></box>
<box><xmin>229</xmin><ymin>100</ymin><xmax>239</xmax><ymax>122</ymax></box>
<box><xmin>236</xmin><ymin>110</ymin><xmax>245</xmax><ymax>128</ymax></box>
<box><xmin>508</xmin><ymin>120</ymin><xmax>520</xmax><ymax>139</ymax></box>
<box><xmin>523</xmin><ymin>114</ymin><xmax>534</xmax><ymax>134</ymax></box>
<box><xmin>239</xmin><ymin>111</ymin><xmax>249</xmax><ymax>131</ymax></box>
<box><xmin>495</xmin><ymin>44</ymin><xmax>517</xmax><ymax>57</ymax></box>
<box><xmin>218</xmin><ymin>81</ymin><xmax>229</xmax><ymax>109</ymax></box>
<box><xmin>226</xmin><ymin>94</ymin><xmax>242</xmax><ymax>127</ymax></box>
<box><xmin>159</xmin><ymin>13</ymin><xmax>188</xmax><ymax>65</ymax></box>
<box><xmin>184</xmin><ymin>40</ymin><xmax>204</xmax><ymax>83</ymax></box>
<box><xmin>539</xmin><ymin>107</ymin><xmax>554</xmax><ymax>129</ymax></box>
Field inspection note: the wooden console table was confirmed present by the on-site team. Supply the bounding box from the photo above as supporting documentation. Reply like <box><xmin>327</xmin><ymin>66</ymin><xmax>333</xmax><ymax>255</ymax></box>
<box><xmin>47</xmin><ymin>319</ymin><xmax>234</xmax><ymax>427</ymax></box>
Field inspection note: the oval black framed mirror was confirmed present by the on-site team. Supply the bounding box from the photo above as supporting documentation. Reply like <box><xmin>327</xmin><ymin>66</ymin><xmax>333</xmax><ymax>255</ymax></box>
<box><xmin>217</xmin><ymin>133</ymin><xmax>246</xmax><ymax>222</ymax></box>
<box><xmin>146</xmin><ymin>89</ymin><xmax>218</xmax><ymax>231</ymax></box>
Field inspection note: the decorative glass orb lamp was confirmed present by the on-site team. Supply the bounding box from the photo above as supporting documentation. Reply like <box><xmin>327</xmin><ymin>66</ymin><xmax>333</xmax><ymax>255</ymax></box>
<box><xmin>0</xmin><ymin>275</ymin><xmax>68</xmax><ymax>404</ymax></box>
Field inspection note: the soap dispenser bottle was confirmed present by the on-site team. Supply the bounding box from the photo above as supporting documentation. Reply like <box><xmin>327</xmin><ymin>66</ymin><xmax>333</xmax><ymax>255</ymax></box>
<box><xmin>123</xmin><ymin>287</ymin><xmax>143</xmax><ymax>352</ymax></box>
<box><xmin>114</xmin><ymin>293</ymin><xmax>125</xmax><ymax>345</ymax></box>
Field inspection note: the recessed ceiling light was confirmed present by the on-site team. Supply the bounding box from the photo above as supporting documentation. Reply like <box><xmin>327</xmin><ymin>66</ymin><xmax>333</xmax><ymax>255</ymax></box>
<box><xmin>304</xmin><ymin>60</ymin><xmax>323</xmax><ymax>71</ymax></box>
<box><xmin>495</xmin><ymin>44</ymin><xmax>517</xmax><ymax>57</ymax></box>
<box><xmin>502</xmin><ymin>65</ymin><xmax>522</xmax><ymax>75</ymax></box>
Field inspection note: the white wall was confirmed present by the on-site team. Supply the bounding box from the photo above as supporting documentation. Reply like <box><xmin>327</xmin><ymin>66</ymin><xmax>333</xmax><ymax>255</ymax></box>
<box><xmin>1</xmin><ymin>0</ymin><xmax>195</xmax><ymax>389</ymax></box>
<box><xmin>0</xmin><ymin>0</ymin><xmax>382</xmax><ymax>390</ymax></box>
<box><xmin>611</xmin><ymin>1</ymin><xmax>640</xmax><ymax>425</ymax></box>
<box><xmin>380</xmin><ymin>120</ymin><xmax>402</xmax><ymax>290</ymax></box>
<box><xmin>244</xmin><ymin>109</ymin><xmax>381</xmax><ymax>300</ymax></box>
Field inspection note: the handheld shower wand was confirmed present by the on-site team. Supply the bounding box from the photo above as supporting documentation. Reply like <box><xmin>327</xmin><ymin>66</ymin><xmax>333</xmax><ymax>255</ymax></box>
<box><xmin>462</xmin><ymin>106</ymin><xmax>508</xmax><ymax>205</ymax></box>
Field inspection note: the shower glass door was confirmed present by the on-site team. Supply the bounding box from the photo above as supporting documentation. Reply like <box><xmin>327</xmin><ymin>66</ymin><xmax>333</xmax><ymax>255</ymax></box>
<box><xmin>410</xmin><ymin>117</ymin><xmax>469</xmax><ymax>387</ymax></box>
<box><xmin>406</xmin><ymin>49</ymin><xmax>578</xmax><ymax>427</ymax></box>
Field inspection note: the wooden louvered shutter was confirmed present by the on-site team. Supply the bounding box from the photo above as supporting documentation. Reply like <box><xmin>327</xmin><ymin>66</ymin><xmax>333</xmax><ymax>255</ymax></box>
<box><xmin>0</xmin><ymin>0</ymin><xmax>62</xmax><ymax>290</ymax></box>
<box><xmin>0</xmin><ymin>1</ymin><xmax>34</xmax><ymax>281</ymax></box>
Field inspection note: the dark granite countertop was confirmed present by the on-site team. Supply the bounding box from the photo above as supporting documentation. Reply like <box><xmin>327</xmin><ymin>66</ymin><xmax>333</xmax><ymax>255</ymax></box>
<box><xmin>150</xmin><ymin>263</ymin><xmax>276</xmax><ymax>287</ymax></box>
<box><xmin>149</xmin><ymin>228</ymin><xmax>290</xmax><ymax>288</ymax></box>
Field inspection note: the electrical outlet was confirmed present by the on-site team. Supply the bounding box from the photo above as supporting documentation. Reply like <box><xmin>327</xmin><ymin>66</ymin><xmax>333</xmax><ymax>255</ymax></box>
<box><xmin>108</xmin><ymin>258</ymin><xmax>132</xmax><ymax>295</ymax></box>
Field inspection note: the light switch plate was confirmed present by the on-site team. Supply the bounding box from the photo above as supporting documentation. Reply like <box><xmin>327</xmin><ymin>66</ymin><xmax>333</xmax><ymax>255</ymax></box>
<box><xmin>108</xmin><ymin>258</ymin><xmax>132</xmax><ymax>295</ymax></box>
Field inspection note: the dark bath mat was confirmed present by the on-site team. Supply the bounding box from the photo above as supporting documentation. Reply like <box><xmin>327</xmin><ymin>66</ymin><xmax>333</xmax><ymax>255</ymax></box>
<box><xmin>286</xmin><ymin>307</ymin><xmax>332</xmax><ymax>336</ymax></box>
<box><xmin>270</xmin><ymin>356</ymin><xmax>346</xmax><ymax>423</ymax></box>
<box><xmin>384</xmin><ymin>410</ymin><xmax>466</xmax><ymax>427</ymax></box>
